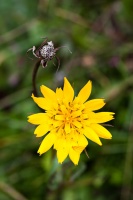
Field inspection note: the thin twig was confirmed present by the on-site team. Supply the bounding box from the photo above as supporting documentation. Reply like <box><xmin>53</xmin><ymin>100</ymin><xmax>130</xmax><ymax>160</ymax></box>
<box><xmin>120</xmin><ymin>115</ymin><xmax>133</xmax><ymax>200</ymax></box>
<box><xmin>32</xmin><ymin>60</ymin><xmax>41</xmax><ymax>96</ymax></box>
<box><xmin>84</xmin><ymin>148</ymin><xmax>90</xmax><ymax>159</ymax></box>
<box><xmin>32</xmin><ymin>59</ymin><xmax>48</xmax><ymax>96</ymax></box>
<box><xmin>0</xmin><ymin>19</ymin><xmax>38</xmax><ymax>45</ymax></box>
<box><xmin>55</xmin><ymin>8</ymin><xmax>89</xmax><ymax>28</ymax></box>
<box><xmin>0</xmin><ymin>182</ymin><xmax>28</xmax><ymax>200</ymax></box>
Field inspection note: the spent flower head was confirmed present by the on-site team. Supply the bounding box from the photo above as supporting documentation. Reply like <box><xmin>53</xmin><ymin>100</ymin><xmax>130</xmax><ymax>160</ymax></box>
<box><xmin>28</xmin><ymin>77</ymin><xmax>114</xmax><ymax>165</ymax></box>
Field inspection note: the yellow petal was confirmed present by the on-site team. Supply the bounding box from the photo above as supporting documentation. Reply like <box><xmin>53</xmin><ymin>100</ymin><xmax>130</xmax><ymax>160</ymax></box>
<box><xmin>32</xmin><ymin>94</ymin><xmax>52</xmax><ymax>110</ymax></box>
<box><xmin>63</xmin><ymin>77</ymin><xmax>74</xmax><ymax>102</ymax></box>
<box><xmin>91</xmin><ymin>124</ymin><xmax>112</xmax><ymax>139</ymax></box>
<box><xmin>72</xmin><ymin>121</ymin><xmax>82</xmax><ymax>128</ymax></box>
<box><xmin>71</xmin><ymin>110</ymin><xmax>81</xmax><ymax>118</ymax></box>
<box><xmin>53</xmin><ymin>129</ymin><xmax>64</xmax><ymax>150</ymax></box>
<box><xmin>83</xmin><ymin>127</ymin><xmax>102</xmax><ymax>146</ymax></box>
<box><xmin>57</xmin><ymin>148</ymin><xmax>69</xmax><ymax>164</ymax></box>
<box><xmin>37</xmin><ymin>132</ymin><xmax>55</xmax><ymax>155</ymax></box>
<box><xmin>65</xmin><ymin>123</ymin><xmax>71</xmax><ymax>134</ymax></box>
<box><xmin>27</xmin><ymin>113</ymin><xmax>48</xmax><ymax>125</ymax></box>
<box><xmin>77</xmin><ymin>134</ymin><xmax>88</xmax><ymax>147</ymax></box>
<box><xmin>84</xmin><ymin>99</ymin><xmax>105</xmax><ymax>111</ymax></box>
<box><xmin>77</xmin><ymin>81</ymin><xmax>92</xmax><ymax>103</ymax></box>
<box><xmin>60</xmin><ymin>105</ymin><xmax>67</xmax><ymax>113</ymax></box>
<box><xmin>89</xmin><ymin>112</ymin><xmax>115</xmax><ymax>123</ymax></box>
<box><xmin>69</xmin><ymin>147</ymin><xmax>81</xmax><ymax>165</ymax></box>
<box><xmin>56</xmin><ymin>88</ymin><xmax>63</xmax><ymax>101</ymax></box>
<box><xmin>54</xmin><ymin>139</ymin><xmax>60</xmax><ymax>150</ymax></box>
<box><xmin>83</xmin><ymin>120</ymin><xmax>91</xmax><ymax>126</ymax></box>
<box><xmin>40</xmin><ymin>85</ymin><xmax>56</xmax><ymax>99</ymax></box>
<box><xmin>55</xmin><ymin>115</ymin><xmax>64</xmax><ymax>120</ymax></box>
<box><xmin>53</xmin><ymin>120</ymin><xmax>63</xmax><ymax>128</ymax></box>
<box><xmin>34</xmin><ymin>124</ymin><xmax>50</xmax><ymax>137</ymax></box>
<box><xmin>72</xmin><ymin>146</ymin><xmax>85</xmax><ymax>154</ymax></box>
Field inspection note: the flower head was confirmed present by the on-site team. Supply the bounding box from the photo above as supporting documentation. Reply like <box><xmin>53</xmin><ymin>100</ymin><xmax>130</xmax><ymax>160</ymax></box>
<box><xmin>28</xmin><ymin>77</ymin><xmax>114</xmax><ymax>165</ymax></box>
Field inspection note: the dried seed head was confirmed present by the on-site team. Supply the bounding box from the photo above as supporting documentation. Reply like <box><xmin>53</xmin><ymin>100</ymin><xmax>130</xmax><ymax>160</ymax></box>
<box><xmin>27</xmin><ymin>38</ymin><xmax>71</xmax><ymax>70</ymax></box>
<box><xmin>40</xmin><ymin>41</ymin><xmax>56</xmax><ymax>60</ymax></box>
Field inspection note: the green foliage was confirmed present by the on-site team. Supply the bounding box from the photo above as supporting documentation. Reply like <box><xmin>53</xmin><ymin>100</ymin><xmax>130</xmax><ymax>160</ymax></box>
<box><xmin>0</xmin><ymin>0</ymin><xmax>133</xmax><ymax>200</ymax></box>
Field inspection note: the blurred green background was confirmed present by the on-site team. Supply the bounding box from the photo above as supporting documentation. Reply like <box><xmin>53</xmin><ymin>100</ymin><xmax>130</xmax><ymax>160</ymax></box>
<box><xmin>0</xmin><ymin>0</ymin><xmax>133</xmax><ymax>200</ymax></box>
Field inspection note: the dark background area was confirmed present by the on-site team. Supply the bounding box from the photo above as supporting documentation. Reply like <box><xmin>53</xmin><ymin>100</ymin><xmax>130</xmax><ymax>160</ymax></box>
<box><xmin>0</xmin><ymin>0</ymin><xmax>133</xmax><ymax>200</ymax></box>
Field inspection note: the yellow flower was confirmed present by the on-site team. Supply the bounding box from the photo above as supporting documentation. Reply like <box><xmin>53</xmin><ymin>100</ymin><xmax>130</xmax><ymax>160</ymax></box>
<box><xmin>28</xmin><ymin>77</ymin><xmax>114</xmax><ymax>165</ymax></box>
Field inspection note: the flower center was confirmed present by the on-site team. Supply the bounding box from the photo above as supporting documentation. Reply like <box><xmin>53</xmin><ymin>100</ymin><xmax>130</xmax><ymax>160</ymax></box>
<box><xmin>50</xmin><ymin>101</ymin><xmax>85</xmax><ymax>134</ymax></box>
<box><xmin>66</xmin><ymin>116</ymin><xmax>70</xmax><ymax>121</ymax></box>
